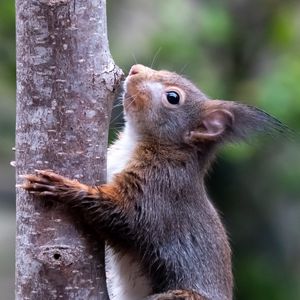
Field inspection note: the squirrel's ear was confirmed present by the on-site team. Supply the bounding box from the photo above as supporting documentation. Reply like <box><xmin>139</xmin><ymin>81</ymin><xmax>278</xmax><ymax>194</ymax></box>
<box><xmin>185</xmin><ymin>100</ymin><xmax>287</xmax><ymax>145</ymax></box>
<box><xmin>185</xmin><ymin>108</ymin><xmax>234</xmax><ymax>141</ymax></box>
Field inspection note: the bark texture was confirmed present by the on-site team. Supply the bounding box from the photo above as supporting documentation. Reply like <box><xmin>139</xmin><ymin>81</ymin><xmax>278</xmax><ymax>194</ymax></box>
<box><xmin>15</xmin><ymin>0</ymin><xmax>123</xmax><ymax>299</ymax></box>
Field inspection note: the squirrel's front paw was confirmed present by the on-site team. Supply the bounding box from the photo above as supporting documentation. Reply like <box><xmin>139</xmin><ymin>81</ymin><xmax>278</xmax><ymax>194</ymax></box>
<box><xmin>18</xmin><ymin>169</ymin><xmax>92</xmax><ymax>201</ymax></box>
<box><xmin>18</xmin><ymin>170</ymin><xmax>70</xmax><ymax>197</ymax></box>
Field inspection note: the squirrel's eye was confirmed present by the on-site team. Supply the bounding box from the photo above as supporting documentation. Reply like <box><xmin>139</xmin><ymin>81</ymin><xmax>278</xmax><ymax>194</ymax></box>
<box><xmin>166</xmin><ymin>91</ymin><xmax>180</xmax><ymax>105</ymax></box>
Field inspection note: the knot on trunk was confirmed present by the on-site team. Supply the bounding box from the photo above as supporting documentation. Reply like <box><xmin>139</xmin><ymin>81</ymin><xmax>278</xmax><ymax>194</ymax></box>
<box><xmin>37</xmin><ymin>245</ymin><xmax>82</xmax><ymax>267</ymax></box>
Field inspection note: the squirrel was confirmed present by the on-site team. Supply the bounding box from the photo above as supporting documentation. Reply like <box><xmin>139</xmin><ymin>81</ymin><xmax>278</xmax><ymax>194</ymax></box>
<box><xmin>20</xmin><ymin>64</ymin><xmax>286</xmax><ymax>300</ymax></box>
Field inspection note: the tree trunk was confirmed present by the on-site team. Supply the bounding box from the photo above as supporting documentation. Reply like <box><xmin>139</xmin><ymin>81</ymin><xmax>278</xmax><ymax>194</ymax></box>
<box><xmin>15</xmin><ymin>0</ymin><xmax>122</xmax><ymax>299</ymax></box>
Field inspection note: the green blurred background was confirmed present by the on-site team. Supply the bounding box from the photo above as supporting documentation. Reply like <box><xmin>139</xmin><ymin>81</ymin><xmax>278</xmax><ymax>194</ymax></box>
<box><xmin>1</xmin><ymin>0</ymin><xmax>300</xmax><ymax>299</ymax></box>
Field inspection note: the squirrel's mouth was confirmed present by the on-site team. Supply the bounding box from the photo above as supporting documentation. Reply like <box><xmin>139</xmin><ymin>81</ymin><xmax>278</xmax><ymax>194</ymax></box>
<box><xmin>123</xmin><ymin>92</ymin><xmax>135</xmax><ymax>106</ymax></box>
<box><xmin>123</xmin><ymin>89</ymin><xmax>150</xmax><ymax>115</ymax></box>
<box><xmin>123</xmin><ymin>75</ymin><xmax>153</xmax><ymax>114</ymax></box>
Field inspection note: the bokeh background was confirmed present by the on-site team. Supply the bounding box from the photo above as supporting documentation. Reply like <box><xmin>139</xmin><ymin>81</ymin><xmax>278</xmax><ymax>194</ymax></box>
<box><xmin>1</xmin><ymin>0</ymin><xmax>300</xmax><ymax>299</ymax></box>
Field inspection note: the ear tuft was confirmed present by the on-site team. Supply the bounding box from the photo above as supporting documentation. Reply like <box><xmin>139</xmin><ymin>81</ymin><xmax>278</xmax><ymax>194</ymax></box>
<box><xmin>184</xmin><ymin>99</ymin><xmax>290</xmax><ymax>146</ymax></box>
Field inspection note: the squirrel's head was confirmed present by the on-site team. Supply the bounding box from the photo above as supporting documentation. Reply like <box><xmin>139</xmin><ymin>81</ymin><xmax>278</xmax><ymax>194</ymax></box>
<box><xmin>123</xmin><ymin>64</ymin><xmax>286</xmax><ymax>147</ymax></box>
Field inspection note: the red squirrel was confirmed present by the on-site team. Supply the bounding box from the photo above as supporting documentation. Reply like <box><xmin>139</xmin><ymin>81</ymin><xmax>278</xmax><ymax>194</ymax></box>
<box><xmin>20</xmin><ymin>64</ymin><xmax>286</xmax><ymax>300</ymax></box>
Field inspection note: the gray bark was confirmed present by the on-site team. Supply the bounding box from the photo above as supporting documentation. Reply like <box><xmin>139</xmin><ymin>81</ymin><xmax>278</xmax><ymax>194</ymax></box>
<box><xmin>15</xmin><ymin>0</ymin><xmax>123</xmax><ymax>299</ymax></box>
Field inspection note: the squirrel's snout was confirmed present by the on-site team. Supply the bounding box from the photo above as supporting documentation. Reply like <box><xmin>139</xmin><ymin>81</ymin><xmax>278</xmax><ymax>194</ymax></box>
<box><xmin>128</xmin><ymin>64</ymin><xmax>149</xmax><ymax>76</ymax></box>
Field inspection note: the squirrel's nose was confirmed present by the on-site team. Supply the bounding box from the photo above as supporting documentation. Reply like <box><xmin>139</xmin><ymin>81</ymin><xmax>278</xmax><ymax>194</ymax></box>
<box><xmin>128</xmin><ymin>64</ymin><xmax>148</xmax><ymax>76</ymax></box>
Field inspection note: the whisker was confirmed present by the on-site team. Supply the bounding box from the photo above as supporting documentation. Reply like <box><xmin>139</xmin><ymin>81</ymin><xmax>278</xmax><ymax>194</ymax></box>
<box><xmin>131</xmin><ymin>52</ymin><xmax>138</xmax><ymax>65</ymax></box>
<box><xmin>113</xmin><ymin>103</ymin><xmax>124</xmax><ymax>108</ymax></box>
<box><xmin>179</xmin><ymin>63</ymin><xmax>189</xmax><ymax>75</ymax></box>
<box><xmin>110</xmin><ymin>110</ymin><xmax>125</xmax><ymax>124</ymax></box>
<box><xmin>150</xmin><ymin>47</ymin><xmax>162</xmax><ymax>69</ymax></box>
<box><xmin>113</xmin><ymin>124</ymin><xmax>124</xmax><ymax>129</ymax></box>
<box><xmin>110</xmin><ymin>93</ymin><xmax>138</xmax><ymax>124</ymax></box>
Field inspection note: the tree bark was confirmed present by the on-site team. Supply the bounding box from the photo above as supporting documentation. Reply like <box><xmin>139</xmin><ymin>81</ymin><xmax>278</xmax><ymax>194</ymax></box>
<box><xmin>15</xmin><ymin>0</ymin><xmax>122</xmax><ymax>299</ymax></box>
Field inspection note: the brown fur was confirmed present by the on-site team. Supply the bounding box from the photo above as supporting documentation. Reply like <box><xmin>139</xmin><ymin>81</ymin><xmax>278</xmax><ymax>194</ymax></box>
<box><xmin>20</xmin><ymin>64</ymin><xmax>286</xmax><ymax>300</ymax></box>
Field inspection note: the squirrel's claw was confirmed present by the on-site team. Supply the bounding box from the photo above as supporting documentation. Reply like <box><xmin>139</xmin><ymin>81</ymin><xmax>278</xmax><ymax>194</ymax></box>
<box><xmin>17</xmin><ymin>170</ymin><xmax>64</xmax><ymax>196</ymax></box>
<box><xmin>34</xmin><ymin>170</ymin><xmax>67</xmax><ymax>182</ymax></box>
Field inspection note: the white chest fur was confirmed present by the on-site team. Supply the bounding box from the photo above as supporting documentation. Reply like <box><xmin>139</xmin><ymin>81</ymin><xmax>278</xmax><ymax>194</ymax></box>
<box><xmin>107</xmin><ymin>123</ymin><xmax>137</xmax><ymax>182</ymax></box>
<box><xmin>105</xmin><ymin>123</ymin><xmax>152</xmax><ymax>300</ymax></box>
